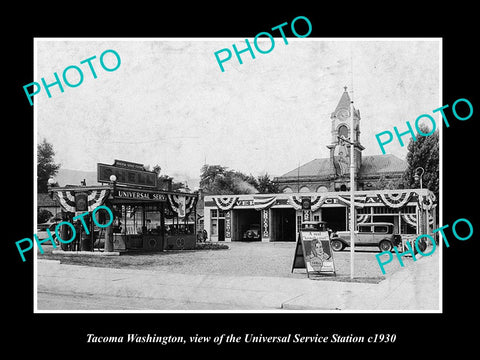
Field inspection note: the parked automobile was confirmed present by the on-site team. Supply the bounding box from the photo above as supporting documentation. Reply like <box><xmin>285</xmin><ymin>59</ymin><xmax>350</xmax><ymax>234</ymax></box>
<box><xmin>243</xmin><ymin>224</ymin><xmax>261</xmax><ymax>240</ymax></box>
<box><xmin>330</xmin><ymin>222</ymin><xmax>402</xmax><ymax>252</ymax></box>
<box><xmin>300</xmin><ymin>220</ymin><xmax>328</xmax><ymax>232</ymax></box>
<box><xmin>36</xmin><ymin>220</ymin><xmax>59</xmax><ymax>243</ymax></box>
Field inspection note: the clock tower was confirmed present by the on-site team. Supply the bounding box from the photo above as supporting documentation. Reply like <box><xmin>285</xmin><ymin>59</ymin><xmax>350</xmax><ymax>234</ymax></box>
<box><xmin>327</xmin><ymin>87</ymin><xmax>364</xmax><ymax>190</ymax></box>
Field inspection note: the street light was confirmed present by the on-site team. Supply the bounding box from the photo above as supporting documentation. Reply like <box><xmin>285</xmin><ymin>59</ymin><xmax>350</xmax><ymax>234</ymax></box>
<box><xmin>47</xmin><ymin>177</ymin><xmax>56</xmax><ymax>199</ymax></box>
<box><xmin>109</xmin><ymin>174</ymin><xmax>117</xmax><ymax>194</ymax></box>
<box><xmin>414</xmin><ymin>167</ymin><xmax>424</xmax><ymax>189</ymax></box>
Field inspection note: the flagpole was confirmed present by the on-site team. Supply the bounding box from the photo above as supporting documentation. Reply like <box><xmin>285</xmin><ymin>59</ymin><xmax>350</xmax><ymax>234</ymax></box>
<box><xmin>349</xmin><ymin>92</ymin><xmax>355</xmax><ymax>280</ymax></box>
<box><xmin>349</xmin><ymin>45</ymin><xmax>356</xmax><ymax>280</ymax></box>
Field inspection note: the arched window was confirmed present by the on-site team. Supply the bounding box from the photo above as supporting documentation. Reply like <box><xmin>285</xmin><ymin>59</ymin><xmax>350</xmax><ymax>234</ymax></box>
<box><xmin>316</xmin><ymin>186</ymin><xmax>328</xmax><ymax>192</ymax></box>
<box><xmin>299</xmin><ymin>186</ymin><xmax>310</xmax><ymax>193</ymax></box>
<box><xmin>338</xmin><ymin>125</ymin><xmax>349</xmax><ymax>139</ymax></box>
<box><xmin>282</xmin><ymin>187</ymin><xmax>293</xmax><ymax>193</ymax></box>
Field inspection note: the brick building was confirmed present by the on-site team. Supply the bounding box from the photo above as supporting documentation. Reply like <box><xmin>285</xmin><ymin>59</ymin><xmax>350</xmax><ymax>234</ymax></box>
<box><xmin>274</xmin><ymin>88</ymin><xmax>407</xmax><ymax>193</ymax></box>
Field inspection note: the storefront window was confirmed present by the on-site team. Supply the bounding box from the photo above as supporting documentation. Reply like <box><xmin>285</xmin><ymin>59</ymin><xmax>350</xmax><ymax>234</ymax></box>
<box><xmin>211</xmin><ymin>219</ymin><xmax>218</xmax><ymax>236</ymax></box>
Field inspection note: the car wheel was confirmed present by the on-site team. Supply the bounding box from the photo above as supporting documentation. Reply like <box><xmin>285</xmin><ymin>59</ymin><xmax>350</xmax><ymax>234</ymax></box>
<box><xmin>330</xmin><ymin>239</ymin><xmax>344</xmax><ymax>251</ymax></box>
<box><xmin>379</xmin><ymin>240</ymin><xmax>393</xmax><ymax>252</ymax></box>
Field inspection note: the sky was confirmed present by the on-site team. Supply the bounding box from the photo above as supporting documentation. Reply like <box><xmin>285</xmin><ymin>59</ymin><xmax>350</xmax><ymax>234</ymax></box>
<box><xmin>35</xmin><ymin>38</ymin><xmax>441</xmax><ymax>186</ymax></box>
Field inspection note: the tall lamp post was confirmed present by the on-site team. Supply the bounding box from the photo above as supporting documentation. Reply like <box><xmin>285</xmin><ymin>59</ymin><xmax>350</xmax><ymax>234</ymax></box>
<box><xmin>414</xmin><ymin>167</ymin><xmax>424</xmax><ymax>189</ymax></box>
<box><xmin>414</xmin><ymin>167</ymin><xmax>425</xmax><ymax>233</ymax></box>
<box><xmin>105</xmin><ymin>174</ymin><xmax>117</xmax><ymax>252</ymax></box>
<box><xmin>47</xmin><ymin>177</ymin><xmax>56</xmax><ymax>198</ymax></box>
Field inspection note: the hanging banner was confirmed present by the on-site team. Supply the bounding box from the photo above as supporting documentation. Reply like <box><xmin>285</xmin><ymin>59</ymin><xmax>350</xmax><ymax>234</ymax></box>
<box><xmin>225</xmin><ymin>211</ymin><xmax>232</xmax><ymax>239</ymax></box>
<box><xmin>262</xmin><ymin>209</ymin><xmax>269</xmax><ymax>239</ymax></box>
<box><xmin>302</xmin><ymin>210</ymin><xmax>311</xmax><ymax>222</ymax></box>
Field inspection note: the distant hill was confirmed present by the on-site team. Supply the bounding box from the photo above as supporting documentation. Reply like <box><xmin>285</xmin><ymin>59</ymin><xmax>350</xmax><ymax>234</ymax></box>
<box><xmin>55</xmin><ymin>169</ymin><xmax>100</xmax><ymax>187</ymax></box>
<box><xmin>55</xmin><ymin>168</ymin><xmax>200</xmax><ymax>189</ymax></box>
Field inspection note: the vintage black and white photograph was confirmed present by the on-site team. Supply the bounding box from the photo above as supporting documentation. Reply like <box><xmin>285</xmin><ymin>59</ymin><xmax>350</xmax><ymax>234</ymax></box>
<box><xmin>33</xmin><ymin>38</ymin><xmax>441</xmax><ymax>312</ymax></box>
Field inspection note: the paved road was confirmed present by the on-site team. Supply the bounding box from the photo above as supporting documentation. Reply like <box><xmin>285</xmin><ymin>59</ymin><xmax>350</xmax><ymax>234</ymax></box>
<box><xmin>37</xmin><ymin>291</ymin><xmax>248</xmax><ymax>310</ymax></box>
<box><xmin>39</xmin><ymin>241</ymin><xmax>405</xmax><ymax>281</ymax></box>
<box><xmin>36</xmin><ymin>242</ymin><xmax>439</xmax><ymax>311</ymax></box>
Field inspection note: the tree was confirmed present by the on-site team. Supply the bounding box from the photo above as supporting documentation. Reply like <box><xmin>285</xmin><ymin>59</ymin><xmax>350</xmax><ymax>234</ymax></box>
<box><xmin>402</xmin><ymin>124</ymin><xmax>439</xmax><ymax>198</ymax></box>
<box><xmin>37</xmin><ymin>139</ymin><xmax>60</xmax><ymax>193</ymax></box>
<box><xmin>150</xmin><ymin>164</ymin><xmax>186</xmax><ymax>191</ymax></box>
<box><xmin>257</xmin><ymin>173</ymin><xmax>279</xmax><ymax>193</ymax></box>
<box><xmin>200</xmin><ymin>164</ymin><xmax>259</xmax><ymax>194</ymax></box>
<box><xmin>38</xmin><ymin>209</ymin><xmax>53</xmax><ymax>224</ymax></box>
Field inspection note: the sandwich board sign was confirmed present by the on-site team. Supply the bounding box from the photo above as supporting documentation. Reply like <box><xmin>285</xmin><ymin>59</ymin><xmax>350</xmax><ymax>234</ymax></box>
<box><xmin>291</xmin><ymin>230</ymin><xmax>336</xmax><ymax>277</ymax></box>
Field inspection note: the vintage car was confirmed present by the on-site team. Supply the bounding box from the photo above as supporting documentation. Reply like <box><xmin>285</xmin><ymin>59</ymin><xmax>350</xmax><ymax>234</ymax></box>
<box><xmin>300</xmin><ymin>220</ymin><xmax>328</xmax><ymax>232</ymax></box>
<box><xmin>330</xmin><ymin>222</ymin><xmax>402</xmax><ymax>252</ymax></box>
<box><xmin>36</xmin><ymin>220</ymin><xmax>59</xmax><ymax>244</ymax></box>
<box><xmin>243</xmin><ymin>224</ymin><xmax>261</xmax><ymax>240</ymax></box>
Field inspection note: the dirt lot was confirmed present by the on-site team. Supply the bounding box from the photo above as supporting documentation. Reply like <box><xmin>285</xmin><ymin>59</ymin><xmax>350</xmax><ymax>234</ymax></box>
<box><xmin>37</xmin><ymin>241</ymin><xmax>411</xmax><ymax>283</ymax></box>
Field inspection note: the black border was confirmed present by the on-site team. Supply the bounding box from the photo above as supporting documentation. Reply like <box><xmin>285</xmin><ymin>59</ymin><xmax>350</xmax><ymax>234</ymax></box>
<box><xmin>7</xmin><ymin>5</ymin><xmax>479</xmax><ymax>354</ymax></box>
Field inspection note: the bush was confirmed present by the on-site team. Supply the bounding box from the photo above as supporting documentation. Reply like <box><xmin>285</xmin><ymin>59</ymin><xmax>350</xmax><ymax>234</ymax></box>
<box><xmin>38</xmin><ymin>209</ymin><xmax>53</xmax><ymax>224</ymax></box>
<box><xmin>195</xmin><ymin>242</ymin><xmax>229</xmax><ymax>250</ymax></box>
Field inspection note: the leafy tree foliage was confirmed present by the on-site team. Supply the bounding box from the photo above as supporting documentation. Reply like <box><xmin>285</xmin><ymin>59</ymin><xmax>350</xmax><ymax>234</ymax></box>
<box><xmin>149</xmin><ymin>164</ymin><xmax>186</xmax><ymax>191</ymax></box>
<box><xmin>200</xmin><ymin>164</ymin><xmax>260</xmax><ymax>195</ymax></box>
<box><xmin>257</xmin><ymin>173</ymin><xmax>279</xmax><ymax>193</ymax></box>
<box><xmin>402</xmin><ymin>124</ymin><xmax>439</xmax><ymax>199</ymax></box>
<box><xmin>37</xmin><ymin>139</ymin><xmax>60</xmax><ymax>193</ymax></box>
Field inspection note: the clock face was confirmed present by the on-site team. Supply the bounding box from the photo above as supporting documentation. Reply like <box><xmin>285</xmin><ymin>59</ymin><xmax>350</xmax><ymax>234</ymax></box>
<box><xmin>337</xmin><ymin>108</ymin><xmax>350</xmax><ymax>121</ymax></box>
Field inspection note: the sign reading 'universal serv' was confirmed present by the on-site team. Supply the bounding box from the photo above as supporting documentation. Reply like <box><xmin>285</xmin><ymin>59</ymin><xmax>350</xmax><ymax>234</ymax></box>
<box><xmin>97</xmin><ymin>160</ymin><xmax>157</xmax><ymax>188</ymax></box>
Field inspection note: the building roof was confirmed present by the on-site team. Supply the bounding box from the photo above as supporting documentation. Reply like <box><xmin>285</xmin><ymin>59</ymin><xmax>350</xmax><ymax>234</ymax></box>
<box><xmin>334</xmin><ymin>90</ymin><xmax>352</xmax><ymax>113</ymax></box>
<box><xmin>281</xmin><ymin>158</ymin><xmax>332</xmax><ymax>178</ymax></box>
<box><xmin>331</xmin><ymin>88</ymin><xmax>360</xmax><ymax>119</ymax></box>
<box><xmin>359</xmin><ymin>154</ymin><xmax>407</xmax><ymax>175</ymax></box>
<box><xmin>278</xmin><ymin>154</ymin><xmax>406</xmax><ymax>179</ymax></box>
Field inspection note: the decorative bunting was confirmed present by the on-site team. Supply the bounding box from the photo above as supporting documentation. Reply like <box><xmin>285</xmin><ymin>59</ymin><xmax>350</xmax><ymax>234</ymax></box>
<box><xmin>87</xmin><ymin>189</ymin><xmax>110</xmax><ymax>211</ymax></box>
<box><xmin>253</xmin><ymin>195</ymin><xmax>277</xmax><ymax>211</ymax></box>
<box><xmin>401</xmin><ymin>212</ymin><xmax>435</xmax><ymax>227</ymax></box>
<box><xmin>356</xmin><ymin>214</ymin><xmax>370</xmax><ymax>224</ymax></box>
<box><xmin>377</xmin><ymin>191</ymin><xmax>414</xmax><ymax>209</ymax></box>
<box><xmin>167</xmin><ymin>195</ymin><xmax>197</xmax><ymax>217</ymax></box>
<box><xmin>56</xmin><ymin>190</ymin><xmax>76</xmax><ymax>213</ymax></box>
<box><xmin>402</xmin><ymin>213</ymin><xmax>417</xmax><ymax>227</ymax></box>
<box><xmin>311</xmin><ymin>195</ymin><xmax>327</xmax><ymax>211</ymax></box>
<box><xmin>213</xmin><ymin>196</ymin><xmax>238</xmax><ymax>211</ymax></box>
<box><xmin>287</xmin><ymin>195</ymin><xmax>303</xmax><ymax>210</ymax></box>
<box><xmin>55</xmin><ymin>189</ymin><xmax>110</xmax><ymax>213</ymax></box>
<box><xmin>335</xmin><ymin>194</ymin><xmax>367</xmax><ymax>208</ymax></box>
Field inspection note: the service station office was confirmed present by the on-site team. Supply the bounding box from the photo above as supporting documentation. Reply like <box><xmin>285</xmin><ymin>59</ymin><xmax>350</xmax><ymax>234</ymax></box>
<box><xmin>203</xmin><ymin>189</ymin><xmax>437</xmax><ymax>243</ymax></box>
<box><xmin>50</xmin><ymin>160</ymin><xmax>198</xmax><ymax>252</ymax></box>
